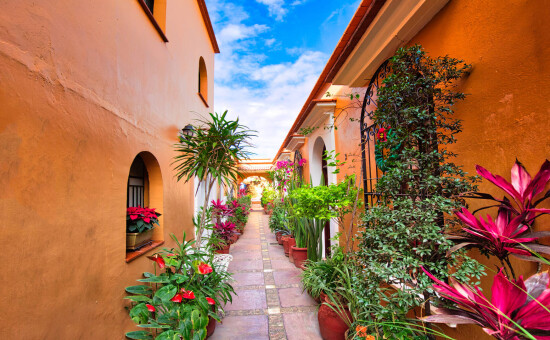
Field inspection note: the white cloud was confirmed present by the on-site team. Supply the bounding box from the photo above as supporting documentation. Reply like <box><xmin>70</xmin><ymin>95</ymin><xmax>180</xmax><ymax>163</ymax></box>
<box><xmin>206</xmin><ymin>0</ymin><xmax>328</xmax><ymax>158</ymax></box>
<box><xmin>215</xmin><ymin>51</ymin><xmax>327</xmax><ymax>158</ymax></box>
<box><xmin>255</xmin><ymin>0</ymin><xmax>287</xmax><ymax>21</ymax></box>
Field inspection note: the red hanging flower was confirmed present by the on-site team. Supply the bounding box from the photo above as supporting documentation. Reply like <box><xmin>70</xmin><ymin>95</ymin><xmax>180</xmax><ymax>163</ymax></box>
<box><xmin>147</xmin><ymin>255</ymin><xmax>165</xmax><ymax>269</ymax></box>
<box><xmin>146</xmin><ymin>304</ymin><xmax>156</xmax><ymax>312</ymax></box>
<box><xmin>181</xmin><ymin>290</ymin><xmax>195</xmax><ymax>300</ymax></box>
<box><xmin>170</xmin><ymin>293</ymin><xmax>183</xmax><ymax>303</ymax></box>
<box><xmin>376</xmin><ymin>127</ymin><xmax>389</xmax><ymax>142</ymax></box>
<box><xmin>197</xmin><ymin>262</ymin><xmax>213</xmax><ymax>275</ymax></box>
<box><xmin>206</xmin><ymin>297</ymin><xmax>215</xmax><ymax>305</ymax></box>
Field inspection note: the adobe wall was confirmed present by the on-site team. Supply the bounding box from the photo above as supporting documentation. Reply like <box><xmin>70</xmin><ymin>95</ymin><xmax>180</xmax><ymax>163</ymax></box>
<box><xmin>410</xmin><ymin>1</ymin><xmax>550</xmax><ymax>338</ymax></box>
<box><xmin>0</xmin><ymin>0</ymin><xmax>215</xmax><ymax>338</ymax></box>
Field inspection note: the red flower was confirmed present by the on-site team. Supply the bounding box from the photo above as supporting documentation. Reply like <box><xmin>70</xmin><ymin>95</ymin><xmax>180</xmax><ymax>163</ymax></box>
<box><xmin>181</xmin><ymin>290</ymin><xmax>195</xmax><ymax>300</ymax></box>
<box><xmin>376</xmin><ymin>127</ymin><xmax>389</xmax><ymax>142</ymax></box>
<box><xmin>147</xmin><ymin>255</ymin><xmax>165</xmax><ymax>269</ymax></box>
<box><xmin>206</xmin><ymin>297</ymin><xmax>215</xmax><ymax>305</ymax></box>
<box><xmin>146</xmin><ymin>304</ymin><xmax>156</xmax><ymax>312</ymax></box>
<box><xmin>166</xmin><ymin>253</ymin><xmax>176</xmax><ymax>257</ymax></box>
<box><xmin>170</xmin><ymin>293</ymin><xmax>183</xmax><ymax>303</ymax></box>
<box><xmin>197</xmin><ymin>262</ymin><xmax>213</xmax><ymax>274</ymax></box>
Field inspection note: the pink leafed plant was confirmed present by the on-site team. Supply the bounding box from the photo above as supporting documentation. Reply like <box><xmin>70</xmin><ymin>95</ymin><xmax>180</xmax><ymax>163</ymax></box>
<box><xmin>422</xmin><ymin>267</ymin><xmax>550</xmax><ymax>340</ymax></box>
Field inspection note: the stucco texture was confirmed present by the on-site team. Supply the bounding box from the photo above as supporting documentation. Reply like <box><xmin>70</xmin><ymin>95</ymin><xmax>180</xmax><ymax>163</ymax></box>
<box><xmin>409</xmin><ymin>1</ymin><xmax>550</xmax><ymax>339</ymax></box>
<box><xmin>0</xmin><ymin>0</ymin><xmax>216</xmax><ymax>338</ymax></box>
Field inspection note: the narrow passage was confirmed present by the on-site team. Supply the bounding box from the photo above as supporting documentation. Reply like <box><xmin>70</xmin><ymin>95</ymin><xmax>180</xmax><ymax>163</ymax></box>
<box><xmin>210</xmin><ymin>206</ymin><xmax>322</xmax><ymax>340</ymax></box>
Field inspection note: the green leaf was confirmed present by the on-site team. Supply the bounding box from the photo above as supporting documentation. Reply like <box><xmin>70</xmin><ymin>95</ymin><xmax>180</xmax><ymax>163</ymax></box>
<box><xmin>124</xmin><ymin>295</ymin><xmax>151</xmax><ymax>302</ymax></box>
<box><xmin>125</xmin><ymin>331</ymin><xmax>153</xmax><ymax>340</ymax></box>
<box><xmin>155</xmin><ymin>284</ymin><xmax>177</xmax><ymax>302</ymax></box>
<box><xmin>126</xmin><ymin>285</ymin><xmax>153</xmax><ymax>295</ymax></box>
<box><xmin>138</xmin><ymin>276</ymin><xmax>170</xmax><ymax>284</ymax></box>
<box><xmin>155</xmin><ymin>330</ymin><xmax>179</xmax><ymax>340</ymax></box>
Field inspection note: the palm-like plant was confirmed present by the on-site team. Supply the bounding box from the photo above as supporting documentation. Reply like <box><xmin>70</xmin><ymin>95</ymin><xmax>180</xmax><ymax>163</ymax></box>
<box><xmin>173</xmin><ymin>111</ymin><xmax>255</xmax><ymax>248</ymax></box>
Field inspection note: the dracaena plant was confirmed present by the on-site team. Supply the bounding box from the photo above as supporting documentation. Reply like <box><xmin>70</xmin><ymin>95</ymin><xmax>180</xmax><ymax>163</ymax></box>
<box><xmin>422</xmin><ymin>267</ymin><xmax>550</xmax><ymax>340</ymax></box>
<box><xmin>173</xmin><ymin>111</ymin><xmax>255</xmax><ymax>248</ymax></box>
<box><xmin>124</xmin><ymin>233</ymin><xmax>234</xmax><ymax>340</ymax></box>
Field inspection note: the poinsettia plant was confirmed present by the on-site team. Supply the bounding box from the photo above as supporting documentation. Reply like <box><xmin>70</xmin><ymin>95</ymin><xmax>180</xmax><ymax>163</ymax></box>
<box><xmin>124</xmin><ymin>233</ymin><xmax>235</xmax><ymax>340</ymax></box>
<box><xmin>127</xmin><ymin>207</ymin><xmax>161</xmax><ymax>233</ymax></box>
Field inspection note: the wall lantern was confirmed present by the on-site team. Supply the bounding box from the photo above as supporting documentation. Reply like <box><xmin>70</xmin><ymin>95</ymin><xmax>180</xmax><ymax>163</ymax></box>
<box><xmin>181</xmin><ymin>124</ymin><xmax>195</xmax><ymax>138</ymax></box>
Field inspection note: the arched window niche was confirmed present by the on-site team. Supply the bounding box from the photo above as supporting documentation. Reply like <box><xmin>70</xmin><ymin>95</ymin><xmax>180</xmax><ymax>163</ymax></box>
<box><xmin>198</xmin><ymin>57</ymin><xmax>208</xmax><ymax>107</ymax></box>
<box><xmin>126</xmin><ymin>151</ymin><xmax>164</xmax><ymax>262</ymax></box>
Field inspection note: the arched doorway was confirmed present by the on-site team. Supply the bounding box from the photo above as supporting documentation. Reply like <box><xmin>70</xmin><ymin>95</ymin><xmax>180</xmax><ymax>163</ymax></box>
<box><xmin>311</xmin><ymin>137</ymin><xmax>331</xmax><ymax>258</ymax></box>
<box><xmin>240</xmin><ymin>176</ymin><xmax>271</xmax><ymax>202</ymax></box>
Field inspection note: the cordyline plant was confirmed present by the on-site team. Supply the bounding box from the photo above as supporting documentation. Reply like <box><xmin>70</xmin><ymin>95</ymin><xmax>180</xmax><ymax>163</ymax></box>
<box><xmin>173</xmin><ymin>111</ymin><xmax>255</xmax><ymax>248</ymax></box>
<box><xmin>450</xmin><ymin>159</ymin><xmax>550</xmax><ymax>278</ymax></box>
<box><xmin>422</xmin><ymin>267</ymin><xmax>550</xmax><ymax>340</ymax></box>
<box><xmin>354</xmin><ymin>45</ymin><xmax>485</xmax><ymax>332</ymax></box>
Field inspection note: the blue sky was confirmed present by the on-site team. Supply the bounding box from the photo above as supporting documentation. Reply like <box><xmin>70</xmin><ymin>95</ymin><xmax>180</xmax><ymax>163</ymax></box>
<box><xmin>205</xmin><ymin>0</ymin><xmax>360</xmax><ymax>158</ymax></box>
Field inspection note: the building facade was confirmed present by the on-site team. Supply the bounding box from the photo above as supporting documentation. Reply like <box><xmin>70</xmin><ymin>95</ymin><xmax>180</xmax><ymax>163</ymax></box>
<box><xmin>275</xmin><ymin>1</ymin><xmax>550</xmax><ymax>338</ymax></box>
<box><xmin>0</xmin><ymin>0</ymin><xmax>218</xmax><ymax>338</ymax></box>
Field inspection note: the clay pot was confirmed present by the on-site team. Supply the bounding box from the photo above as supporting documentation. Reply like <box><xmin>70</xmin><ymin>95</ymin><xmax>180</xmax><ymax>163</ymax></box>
<box><xmin>277</xmin><ymin>233</ymin><xmax>284</xmax><ymax>245</ymax></box>
<box><xmin>214</xmin><ymin>244</ymin><xmax>230</xmax><ymax>254</ymax></box>
<box><xmin>281</xmin><ymin>235</ymin><xmax>290</xmax><ymax>255</ymax></box>
<box><xmin>283</xmin><ymin>236</ymin><xmax>295</xmax><ymax>256</ymax></box>
<box><xmin>291</xmin><ymin>246</ymin><xmax>308</xmax><ymax>269</ymax></box>
<box><xmin>206</xmin><ymin>316</ymin><xmax>216</xmax><ymax>338</ymax></box>
<box><xmin>289</xmin><ymin>246</ymin><xmax>294</xmax><ymax>263</ymax></box>
<box><xmin>229</xmin><ymin>233</ymin><xmax>239</xmax><ymax>244</ymax></box>
<box><xmin>318</xmin><ymin>296</ymin><xmax>352</xmax><ymax>340</ymax></box>
<box><xmin>275</xmin><ymin>231</ymin><xmax>283</xmax><ymax>243</ymax></box>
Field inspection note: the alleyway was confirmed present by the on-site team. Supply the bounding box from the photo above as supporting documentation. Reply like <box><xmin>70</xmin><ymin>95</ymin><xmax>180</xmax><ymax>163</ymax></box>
<box><xmin>210</xmin><ymin>207</ymin><xmax>322</xmax><ymax>340</ymax></box>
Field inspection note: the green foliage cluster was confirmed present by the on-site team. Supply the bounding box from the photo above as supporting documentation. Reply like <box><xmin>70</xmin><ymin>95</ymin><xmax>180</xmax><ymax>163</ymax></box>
<box><xmin>268</xmin><ymin>201</ymin><xmax>289</xmax><ymax>234</ymax></box>
<box><xmin>124</xmin><ymin>234</ymin><xmax>235</xmax><ymax>340</ymax></box>
<box><xmin>289</xmin><ymin>175</ymin><xmax>358</xmax><ymax>221</ymax></box>
<box><xmin>353</xmin><ymin>45</ymin><xmax>485</xmax><ymax>329</ymax></box>
<box><xmin>260</xmin><ymin>187</ymin><xmax>277</xmax><ymax>207</ymax></box>
<box><xmin>228</xmin><ymin>194</ymin><xmax>252</xmax><ymax>230</ymax></box>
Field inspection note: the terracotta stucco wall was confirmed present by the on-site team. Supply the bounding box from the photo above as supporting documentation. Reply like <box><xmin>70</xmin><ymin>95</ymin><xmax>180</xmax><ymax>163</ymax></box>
<box><xmin>0</xmin><ymin>0</ymin><xmax>215</xmax><ymax>338</ymax></box>
<box><xmin>408</xmin><ymin>1</ymin><xmax>550</xmax><ymax>339</ymax></box>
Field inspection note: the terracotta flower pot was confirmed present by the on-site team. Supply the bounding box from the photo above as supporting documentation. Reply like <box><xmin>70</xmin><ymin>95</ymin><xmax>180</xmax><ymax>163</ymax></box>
<box><xmin>289</xmin><ymin>245</ymin><xmax>294</xmax><ymax>263</ymax></box>
<box><xmin>206</xmin><ymin>316</ymin><xmax>216</xmax><ymax>338</ymax></box>
<box><xmin>281</xmin><ymin>235</ymin><xmax>290</xmax><ymax>255</ymax></box>
<box><xmin>214</xmin><ymin>244</ymin><xmax>230</xmax><ymax>254</ymax></box>
<box><xmin>318</xmin><ymin>296</ymin><xmax>352</xmax><ymax>340</ymax></box>
<box><xmin>229</xmin><ymin>233</ymin><xmax>239</xmax><ymax>244</ymax></box>
<box><xmin>283</xmin><ymin>236</ymin><xmax>295</xmax><ymax>256</ymax></box>
<box><xmin>277</xmin><ymin>232</ymin><xmax>284</xmax><ymax>245</ymax></box>
<box><xmin>291</xmin><ymin>246</ymin><xmax>308</xmax><ymax>269</ymax></box>
<box><xmin>275</xmin><ymin>231</ymin><xmax>283</xmax><ymax>243</ymax></box>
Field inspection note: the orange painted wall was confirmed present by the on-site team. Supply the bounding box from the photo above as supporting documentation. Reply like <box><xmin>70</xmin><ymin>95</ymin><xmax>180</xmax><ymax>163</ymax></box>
<box><xmin>408</xmin><ymin>1</ymin><xmax>550</xmax><ymax>339</ymax></box>
<box><xmin>0</xmin><ymin>0</ymin><xmax>215</xmax><ymax>338</ymax></box>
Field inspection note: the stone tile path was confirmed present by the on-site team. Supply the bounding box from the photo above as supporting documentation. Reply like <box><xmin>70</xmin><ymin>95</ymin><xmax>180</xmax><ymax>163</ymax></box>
<box><xmin>210</xmin><ymin>208</ymin><xmax>322</xmax><ymax>340</ymax></box>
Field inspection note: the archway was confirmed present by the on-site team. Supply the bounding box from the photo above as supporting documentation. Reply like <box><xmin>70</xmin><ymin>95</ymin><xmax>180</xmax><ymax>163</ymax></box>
<box><xmin>240</xmin><ymin>176</ymin><xmax>271</xmax><ymax>202</ymax></box>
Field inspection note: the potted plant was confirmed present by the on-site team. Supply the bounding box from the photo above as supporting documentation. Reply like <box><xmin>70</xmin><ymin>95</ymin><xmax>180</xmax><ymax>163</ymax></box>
<box><xmin>206</xmin><ymin>232</ymin><xmax>230</xmax><ymax>254</ymax></box>
<box><xmin>124</xmin><ymin>233</ymin><xmax>235</xmax><ymax>340</ymax></box>
<box><xmin>126</xmin><ymin>206</ymin><xmax>161</xmax><ymax>250</ymax></box>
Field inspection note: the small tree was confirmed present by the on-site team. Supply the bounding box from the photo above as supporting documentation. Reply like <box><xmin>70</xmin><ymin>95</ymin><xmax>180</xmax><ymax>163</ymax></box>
<box><xmin>173</xmin><ymin>111</ymin><xmax>255</xmax><ymax>248</ymax></box>
<box><xmin>355</xmin><ymin>46</ymin><xmax>485</xmax><ymax>331</ymax></box>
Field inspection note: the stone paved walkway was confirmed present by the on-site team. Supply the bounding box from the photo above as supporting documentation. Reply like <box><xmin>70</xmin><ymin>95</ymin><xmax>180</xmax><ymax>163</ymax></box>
<box><xmin>210</xmin><ymin>208</ymin><xmax>322</xmax><ymax>340</ymax></box>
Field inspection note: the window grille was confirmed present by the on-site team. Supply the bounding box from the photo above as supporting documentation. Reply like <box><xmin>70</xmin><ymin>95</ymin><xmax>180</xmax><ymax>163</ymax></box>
<box><xmin>127</xmin><ymin>156</ymin><xmax>148</xmax><ymax>208</ymax></box>
<box><xmin>359</xmin><ymin>60</ymin><xmax>390</xmax><ymax>208</ymax></box>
